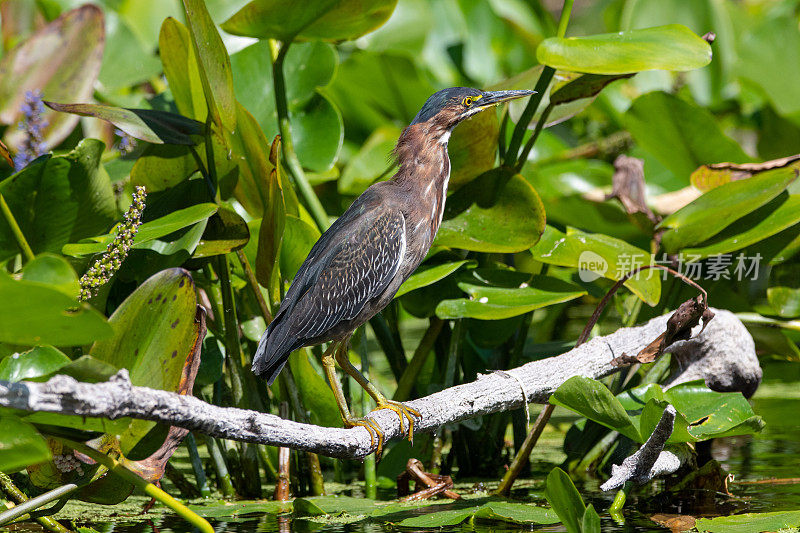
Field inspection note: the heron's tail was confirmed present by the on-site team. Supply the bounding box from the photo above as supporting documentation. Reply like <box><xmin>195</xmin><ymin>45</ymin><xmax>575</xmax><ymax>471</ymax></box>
<box><xmin>252</xmin><ymin>316</ymin><xmax>301</xmax><ymax>386</ymax></box>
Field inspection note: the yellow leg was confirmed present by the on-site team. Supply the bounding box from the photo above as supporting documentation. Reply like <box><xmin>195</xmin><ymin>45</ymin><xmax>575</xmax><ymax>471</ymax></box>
<box><xmin>334</xmin><ymin>343</ymin><xmax>421</xmax><ymax>446</ymax></box>
<box><xmin>320</xmin><ymin>340</ymin><xmax>383</xmax><ymax>457</ymax></box>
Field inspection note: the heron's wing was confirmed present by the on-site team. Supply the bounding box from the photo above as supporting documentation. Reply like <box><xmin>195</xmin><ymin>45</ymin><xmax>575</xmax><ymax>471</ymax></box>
<box><xmin>288</xmin><ymin>204</ymin><xmax>406</xmax><ymax>341</ymax></box>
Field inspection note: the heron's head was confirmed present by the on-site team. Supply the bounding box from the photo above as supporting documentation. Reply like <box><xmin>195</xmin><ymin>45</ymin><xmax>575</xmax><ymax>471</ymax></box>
<box><xmin>410</xmin><ymin>87</ymin><xmax>534</xmax><ymax>140</ymax></box>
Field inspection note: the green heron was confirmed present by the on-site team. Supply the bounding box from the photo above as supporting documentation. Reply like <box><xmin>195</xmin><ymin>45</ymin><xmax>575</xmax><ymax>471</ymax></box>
<box><xmin>253</xmin><ymin>87</ymin><xmax>534</xmax><ymax>456</ymax></box>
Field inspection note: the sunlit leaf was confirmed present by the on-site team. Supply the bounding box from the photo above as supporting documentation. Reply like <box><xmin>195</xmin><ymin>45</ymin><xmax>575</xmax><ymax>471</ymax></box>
<box><xmin>45</xmin><ymin>102</ymin><xmax>203</xmax><ymax>145</ymax></box>
<box><xmin>767</xmin><ymin>286</ymin><xmax>800</xmax><ymax>318</ymax></box>
<box><xmin>396</xmin><ymin>260</ymin><xmax>475</xmax><ymax>298</ymax></box>
<box><xmin>0</xmin><ymin>346</ymin><xmax>70</xmax><ymax>382</ymax></box>
<box><xmin>436</xmin><ymin>169</ymin><xmax>545</xmax><ymax>253</ymax></box>
<box><xmin>531</xmin><ymin>226</ymin><xmax>660</xmax><ymax>305</ymax></box>
<box><xmin>182</xmin><ymin>0</ymin><xmax>236</xmax><ymax>133</ymax></box>
<box><xmin>20</xmin><ymin>254</ymin><xmax>79</xmax><ymax>299</ymax></box>
<box><xmin>695</xmin><ymin>510</ymin><xmax>800</xmax><ymax>533</ymax></box>
<box><xmin>159</xmin><ymin>17</ymin><xmax>207</xmax><ymax>122</ymax></box>
<box><xmin>0</xmin><ymin>271</ymin><xmax>112</xmax><ymax>346</ymax></box>
<box><xmin>544</xmin><ymin>467</ymin><xmax>586</xmax><ymax>533</ymax></box>
<box><xmin>221</xmin><ymin>0</ymin><xmax>398</xmax><ymax>42</ymax></box>
<box><xmin>657</xmin><ymin>167</ymin><xmax>797</xmax><ymax>253</ymax></box>
<box><xmin>537</xmin><ymin>24</ymin><xmax>711</xmax><ymax>75</ymax></box>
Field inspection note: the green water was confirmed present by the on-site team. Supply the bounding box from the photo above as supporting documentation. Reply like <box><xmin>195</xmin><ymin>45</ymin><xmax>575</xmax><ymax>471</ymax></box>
<box><xmin>9</xmin><ymin>362</ymin><xmax>800</xmax><ymax>533</ymax></box>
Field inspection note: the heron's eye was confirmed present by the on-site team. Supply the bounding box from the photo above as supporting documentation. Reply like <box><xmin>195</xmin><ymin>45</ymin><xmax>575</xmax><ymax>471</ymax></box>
<box><xmin>463</xmin><ymin>96</ymin><xmax>474</xmax><ymax>107</ymax></box>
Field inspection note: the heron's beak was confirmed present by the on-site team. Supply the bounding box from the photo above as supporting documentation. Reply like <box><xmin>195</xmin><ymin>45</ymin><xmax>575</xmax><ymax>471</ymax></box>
<box><xmin>478</xmin><ymin>89</ymin><xmax>536</xmax><ymax>107</ymax></box>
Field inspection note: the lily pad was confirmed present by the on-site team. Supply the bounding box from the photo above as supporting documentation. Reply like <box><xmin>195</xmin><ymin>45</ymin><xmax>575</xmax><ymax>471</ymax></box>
<box><xmin>695</xmin><ymin>510</ymin><xmax>800</xmax><ymax>533</ymax></box>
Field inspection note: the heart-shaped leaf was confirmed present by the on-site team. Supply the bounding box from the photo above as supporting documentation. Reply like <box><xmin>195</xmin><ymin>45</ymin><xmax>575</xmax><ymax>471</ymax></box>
<box><xmin>436</xmin><ymin>169</ymin><xmax>546</xmax><ymax>253</ymax></box>
<box><xmin>537</xmin><ymin>24</ymin><xmax>711</xmax><ymax>75</ymax></box>
<box><xmin>624</xmin><ymin>92</ymin><xmax>751</xmax><ymax>182</ymax></box>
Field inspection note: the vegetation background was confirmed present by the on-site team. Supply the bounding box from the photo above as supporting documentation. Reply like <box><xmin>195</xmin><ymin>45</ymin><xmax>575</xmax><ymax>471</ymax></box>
<box><xmin>0</xmin><ymin>0</ymin><xmax>798</xmax><ymax>531</ymax></box>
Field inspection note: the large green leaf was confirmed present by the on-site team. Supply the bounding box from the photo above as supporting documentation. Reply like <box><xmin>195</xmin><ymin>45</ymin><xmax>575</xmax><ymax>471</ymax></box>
<box><xmin>0</xmin><ymin>5</ymin><xmax>104</xmax><ymax>150</ymax></box>
<box><xmin>159</xmin><ymin>17</ymin><xmax>207</xmax><ymax>122</ymax></box>
<box><xmin>537</xmin><ymin>24</ymin><xmax>711</xmax><ymax>75</ymax></box>
<box><xmin>657</xmin><ymin>167</ymin><xmax>797</xmax><ymax>253</ymax></box>
<box><xmin>767</xmin><ymin>286</ymin><xmax>800</xmax><ymax>318</ymax></box>
<box><xmin>531</xmin><ymin>226</ymin><xmax>661</xmax><ymax>305</ymax></box>
<box><xmin>89</xmin><ymin>268</ymin><xmax>200</xmax><ymax>452</ymax></box>
<box><xmin>544</xmin><ymin>468</ymin><xmax>586</xmax><ymax>533</ymax></box>
<box><xmin>230</xmin><ymin>40</ymin><xmax>342</xmax><ymax>172</ymax></box>
<box><xmin>624</xmin><ymin>91</ymin><xmax>751</xmax><ymax>182</ymax></box>
<box><xmin>448</xmin><ymin>109</ymin><xmax>499</xmax><ymax>188</ymax></box>
<box><xmin>193</xmin><ymin>205</ymin><xmax>250</xmax><ymax>258</ymax></box>
<box><xmin>436</xmin><ymin>275</ymin><xmax>586</xmax><ymax>320</ymax></box>
<box><xmin>182</xmin><ymin>0</ymin><xmax>236</xmax><ymax>133</ymax></box>
<box><xmin>683</xmin><ymin>194</ymin><xmax>800</xmax><ymax>258</ymax></box>
<box><xmin>0</xmin><ymin>139</ymin><xmax>116</xmax><ymax>262</ymax></box>
<box><xmin>435</xmin><ymin>169</ymin><xmax>545</xmax><ymax>253</ymax></box>
<box><xmin>45</xmin><ymin>102</ymin><xmax>203</xmax><ymax>145</ymax></box>
<box><xmin>551</xmin><ymin>376</ymin><xmax>642</xmax><ymax>442</ymax></box>
<box><xmin>0</xmin><ymin>271</ymin><xmax>112</xmax><ymax>346</ymax></box>
<box><xmin>396</xmin><ymin>259</ymin><xmax>475</xmax><ymax>298</ymax></box>
<box><xmin>0</xmin><ymin>416</ymin><xmax>50</xmax><ymax>473</ymax></box>
<box><xmin>221</xmin><ymin>0</ymin><xmax>397</xmax><ymax>42</ymax></box>
<box><xmin>695</xmin><ymin>510</ymin><xmax>800</xmax><ymax>533</ymax></box>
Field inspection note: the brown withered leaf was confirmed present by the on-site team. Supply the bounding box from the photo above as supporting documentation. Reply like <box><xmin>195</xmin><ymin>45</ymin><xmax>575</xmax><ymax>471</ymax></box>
<box><xmin>650</xmin><ymin>513</ymin><xmax>697</xmax><ymax>532</ymax></box>
<box><xmin>691</xmin><ymin>154</ymin><xmax>800</xmax><ymax>191</ymax></box>
<box><xmin>612</xmin><ymin>295</ymin><xmax>714</xmax><ymax>366</ymax></box>
<box><xmin>606</xmin><ymin>154</ymin><xmax>660</xmax><ymax>224</ymax></box>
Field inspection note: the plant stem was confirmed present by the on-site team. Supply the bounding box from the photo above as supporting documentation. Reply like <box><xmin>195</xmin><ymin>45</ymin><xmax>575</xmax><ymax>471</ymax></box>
<box><xmin>185</xmin><ymin>433</ymin><xmax>211</xmax><ymax>497</ymax></box>
<box><xmin>444</xmin><ymin>320</ymin><xmax>464</xmax><ymax>388</ymax></box>
<box><xmin>0</xmin><ymin>472</ymin><xmax>78</xmax><ymax>533</ymax></box>
<box><xmin>269</xmin><ymin>39</ymin><xmax>329</xmax><ymax>231</ymax></box>
<box><xmin>58</xmin><ymin>440</ymin><xmax>214</xmax><ymax>533</ymax></box>
<box><xmin>281</xmin><ymin>365</ymin><xmax>326</xmax><ymax>495</ymax></box>
<box><xmin>0</xmin><ymin>193</ymin><xmax>34</xmax><ymax>263</ymax></box>
<box><xmin>357</xmin><ymin>331</ymin><xmax>377</xmax><ymax>499</ymax></box>
<box><xmin>369</xmin><ymin>313</ymin><xmax>407</xmax><ymax>381</ymax></box>
<box><xmin>236</xmin><ymin>248</ymin><xmax>273</xmax><ymax>323</ymax></box>
<box><xmin>205</xmin><ymin>437</ymin><xmax>236</xmax><ymax>498</ymax></box>
<box><xmin>515</xmin><ymin>103</ymin><xmax>554</xmax><ymax>172</ymax></box>
<box><xmin>503</xmin><ymin>0</ymin><xmax>574</xmax><ymax>167</ymax></box>
<box><xmin>216</xmin><ymin>254</ymin><xmax>263</xmax><ymax>497</ymax></box>
<box><xmin>394</xmin><ymin>318</ymin><xmax>444</xmax><ymax>401</ymax></box>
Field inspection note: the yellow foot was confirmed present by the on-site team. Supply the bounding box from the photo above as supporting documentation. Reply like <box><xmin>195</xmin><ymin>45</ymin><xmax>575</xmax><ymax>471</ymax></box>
<box><xmin>373</xmin><ymin>400</ymin><xmax>421</xmax><ymax>444</ymax></box>
<box><xmin>344</xmin><ymin>416</ymin><xmax>385</xmax><ymax>459</ymax></box>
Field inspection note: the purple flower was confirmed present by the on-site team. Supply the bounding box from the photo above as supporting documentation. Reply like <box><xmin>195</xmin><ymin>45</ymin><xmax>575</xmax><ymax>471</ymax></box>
<box><xmin>14</xmin><ymin>89</ymin><xmax>48</xmax><ymax>171</ymax></box>
<box><xmin>114</xmin><ymin>128</ymin><xmax>136</xmax><ymax>155</ymax></box>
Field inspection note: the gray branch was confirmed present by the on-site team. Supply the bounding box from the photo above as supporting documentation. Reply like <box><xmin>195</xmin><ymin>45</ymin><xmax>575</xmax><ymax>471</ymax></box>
<box><xmin>0</xmin><ymin>309</ymin><xmax>757</xmax><ymax>460</ymax></box>
<box><xmin>600</xmin><ymin>406</ymin><xmax>693</xmax><ymax>491</ymax></box>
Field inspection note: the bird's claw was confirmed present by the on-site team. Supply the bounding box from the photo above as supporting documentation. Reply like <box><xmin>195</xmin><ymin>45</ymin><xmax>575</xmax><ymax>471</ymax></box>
<box><xmin>344</xmin><ymin>416</ymin><xmax>385</xmax><ymax>459</ymax></box>
<box><xmin>374</xmin><ymin>400</ymin><xmax>421</xmax><ymax>445</ymax></box>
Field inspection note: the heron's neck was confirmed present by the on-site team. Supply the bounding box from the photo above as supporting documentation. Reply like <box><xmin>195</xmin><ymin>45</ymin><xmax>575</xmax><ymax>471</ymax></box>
<box><xmin>392</xmin><ymin>123</ymin><xmax>452</xmax><ymax>241</ymax></box>
<box><xmin>392</xmin><ymin>123</ymin><xmax>452</xmax><ymax>192</ymax></box>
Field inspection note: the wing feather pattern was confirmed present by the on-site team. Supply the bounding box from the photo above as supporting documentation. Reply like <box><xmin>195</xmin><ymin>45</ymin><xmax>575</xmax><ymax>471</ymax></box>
<box><xmin>253</xmin><ymin>193</ymin><xmax>406</xmax><ymax>384</ymax></box>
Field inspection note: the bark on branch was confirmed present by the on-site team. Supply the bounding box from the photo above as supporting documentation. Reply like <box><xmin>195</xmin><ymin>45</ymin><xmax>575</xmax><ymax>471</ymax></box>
<box><xmin>0</xmin><ymin>309</ymin><xmax>757</xmax><ymax>460</ymax></box>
